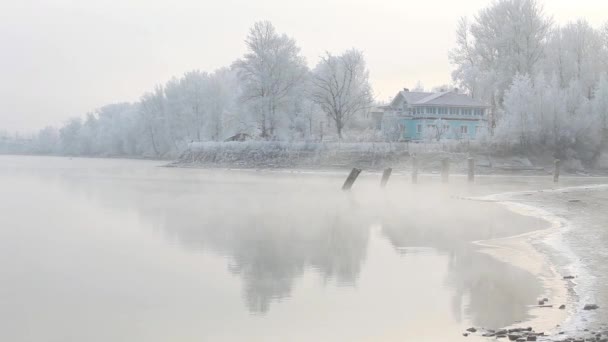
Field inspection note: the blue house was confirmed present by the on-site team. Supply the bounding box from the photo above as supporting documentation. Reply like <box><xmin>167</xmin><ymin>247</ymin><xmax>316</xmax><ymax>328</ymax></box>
<box><xmin>382</xmin><ymin>89</ymin><xmax>489</xmax><ymax>141</ymax></box>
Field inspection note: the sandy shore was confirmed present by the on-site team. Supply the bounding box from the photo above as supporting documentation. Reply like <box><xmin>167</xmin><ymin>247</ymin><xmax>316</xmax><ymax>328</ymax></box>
<box><xmin>466</xmin><ymin>184</ymin><xmax>608</xmax><ymax>341</ymax></box>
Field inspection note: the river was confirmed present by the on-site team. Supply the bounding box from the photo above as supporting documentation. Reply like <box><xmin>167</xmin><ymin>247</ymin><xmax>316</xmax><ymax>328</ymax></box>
<box><xmin>1</xmin><ymin>155</ymin><xmax>603</xmax><ymax>341</ymax></box>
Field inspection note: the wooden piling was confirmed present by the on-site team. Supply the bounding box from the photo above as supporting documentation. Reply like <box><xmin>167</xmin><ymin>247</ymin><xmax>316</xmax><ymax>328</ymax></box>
<box><xmin>412</xmin><ymin>156</ymin><xmax>418</xmax><ymax>184</ymax></box>
<box><xmin>553</xmin><ymin>159</ymin><xmax>560</xmax><ymax>183</ymax></box>
<box><xmin>467</xmin><ymin>158</ymin><xmax>475</xmax><ymax>183</ymax></box>
<box><xmin>441</xmin><ymin>158</ymin><xmax>450</xmax><ymax>183</ymax></box>
<box><xmin>342</xmin><ymin>168</ymin><xmax>362</xmax><ymax>191</ymax></box>
<box><xmin>380</xmin><ymin>168</ymin><xmax>392</xmax><ymax>188</ymax></box>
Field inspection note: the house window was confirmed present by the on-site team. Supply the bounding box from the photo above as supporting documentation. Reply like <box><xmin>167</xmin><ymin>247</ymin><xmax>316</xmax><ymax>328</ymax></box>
<box><xmin>417</xmin><ymin>124</ymin><xmax>422</xmax><ymax>134</ymax></box>
<box><xmin>427</xmin><ymin>107</ymin><xmax>436</xmax><ymax>115</ymax></box>
<box><xmin>461</xmin><ymin>125</ymin><xmax>468</xmax><ymax>134</ymax></box>
<box><xmin>449</xmin><ymin>107</ymin><xmax>458</xmax><ymax>115</ymax></box>
<box><xmin>462</xmin><ymin>108</ymin><xmax>472</xmax><ymax>116</ymax></box>
<box><xmin>438</xmin><ymin>107</ymin><xmax>448</xmax><ymax>115</ymax></box>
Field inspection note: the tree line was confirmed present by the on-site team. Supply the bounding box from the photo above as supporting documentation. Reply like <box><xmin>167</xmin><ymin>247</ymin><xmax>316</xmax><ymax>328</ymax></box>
<box><xmin>450</xmin><ymin>0</ymin><xmax>608</xmax><ymax>163</ymax></box>
<box><xmin>3</xmin><ymin>0</ymin><xmax>608</xmax><ymax>164</ymax></box>
<box><xmin>1</xmin><ymin>21</ymin><xmax>374</xmax><ymax>157</ymax></box>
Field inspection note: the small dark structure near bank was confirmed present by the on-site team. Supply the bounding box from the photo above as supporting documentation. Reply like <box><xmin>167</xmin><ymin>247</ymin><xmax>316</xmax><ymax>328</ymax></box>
<box><xmin>224</xmin><ymin>133</ymin><xmax>252</xmax><ymax>142</ymax></box>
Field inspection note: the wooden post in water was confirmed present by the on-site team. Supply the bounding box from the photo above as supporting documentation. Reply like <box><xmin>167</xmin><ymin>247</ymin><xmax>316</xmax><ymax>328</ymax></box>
<box><xmin>380</xmin><ymin>168</ymin><xmax>392</xmax><ymax>188</ymax></box>
<box><xmin>411</xmin><ymin>156</ymin><xmax>418</xmax><ymax>184</ymax></box>
<box><xmin>554</xmin><ymin>159</ymin><xmax>561</xmax><ymax>183</ymax></box>
<box><xmin>467</xmin><ymin>158</ymin><xmax>475</xmax><ymax>183</ymax></box>
<box><xmin>342</xmin><ymin>168</ymin><xmax>362</xmax><ymax>191</ymax></box>
<box><xmin>441</xmin><ymin>158</ymin><xmax>450</xmax><ymax>183</ymax></box>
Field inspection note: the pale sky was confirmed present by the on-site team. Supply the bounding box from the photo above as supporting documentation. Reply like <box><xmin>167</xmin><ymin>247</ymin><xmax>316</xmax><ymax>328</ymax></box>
<box><xmin>1</xmin><ymin>0</ymin><xmax>607</xmax><ymax>133</ymax></box>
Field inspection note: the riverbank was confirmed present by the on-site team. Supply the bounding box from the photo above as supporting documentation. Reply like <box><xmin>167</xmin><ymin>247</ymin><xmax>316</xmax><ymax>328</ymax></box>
<box><xmin>172</xmin><ymin>141</ymin><xmax>608</xmax><ymax>177</ymax></box>
<box><xmin>463</xmin><ymin>184</ymin><xmax>608</xmax><ymax>341</ymax></box>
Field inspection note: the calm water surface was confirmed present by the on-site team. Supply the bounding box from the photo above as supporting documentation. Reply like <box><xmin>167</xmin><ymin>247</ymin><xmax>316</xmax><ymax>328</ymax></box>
<box><xmin>0</xmin><ymin>155</ymin><xmax>584</xmax><ymax>341</ymax></box>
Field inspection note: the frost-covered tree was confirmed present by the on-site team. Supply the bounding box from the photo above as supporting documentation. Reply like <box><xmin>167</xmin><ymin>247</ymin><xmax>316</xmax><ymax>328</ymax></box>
<box><xmin>309</xmin><ymin>49</ymin><xmax>373</xmax><ymax>139</ymax></box>
<box><xmin>496</xmin><ymin>75</ymin><xmax>538</xmax><ymax>147</ymax></box>
<box><xmin>496</xmin><ymin>73</ymin><xmax>601</xmax><ymax>158</ymax></box>
<box><xmin>233</xmin><ymin>21</ymin><xmax>308</xmax><ymax>139</ymax></box>
<box><xmin>420</xmin><ymin>119</ymin><xmax>451</xmax><ymax>142</ymax></box>
<box><xmin>544</xmin><ymin>20</ymin><xmax>605</xmax><ymax>97</ymax></box>
<box><xmin>450</xmin><ymin>0</ymin><xmax>551</xmax><ymax>129</ymax></box>
<box><xmin>94</xmin><ymin>103</ymin><xmax>139</xmax><ymax>155</ymax></box>
<box><xmin>139</xmin><ymin>86</ymin><xmax>170</xmax><ymax>156</ymax></box>
<box><xmin>59</xmin><ymin>118</ymin><xmax>83</xmax><ymax>155</ymax></box>
<box><xmin>33</xmin><ymin>126</ymin><xmax>59</xmax><ymax>154</ymax></box>
<box><xmin>592</xmin><ymin>73</ymin><xmax>608</xmax><ymax>144</ymax></box>
<box><xmin>11</xmin><ymin>19</ymin><xmax>382</xmax><ymax>156</ymax></box>
<box><xmin>205</xmin><ymin>68</ymin><xmax>243</xmax><ymax>141</ymax></box>
<box><xmin>601</xmin><ymin>22</ymin><xmax>608</xmax><ymax>58</ymax></box>
<box><xmin>164</xmin><ymin>71</ymin><xmax>209</xmax><ymax>142</ymax></box>
<box><xmin>452</xmin><ymin>1</ymin><xmax>608</xmax><ymax>164</ymax></box>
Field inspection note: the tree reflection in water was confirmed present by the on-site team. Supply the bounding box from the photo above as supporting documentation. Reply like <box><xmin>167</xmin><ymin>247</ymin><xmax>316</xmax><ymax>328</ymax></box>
<box><xmin>41</xmin><ymin>164</ymin><xmax>546</xmax><ymax>324</ymax></box>
<box><xmin>380</xmin><ymin>197</ymin><xmax>545</xmax><ymax>328</ymax></box>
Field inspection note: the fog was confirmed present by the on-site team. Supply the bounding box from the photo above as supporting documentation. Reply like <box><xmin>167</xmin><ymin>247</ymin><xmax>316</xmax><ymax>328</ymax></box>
<box><xmin>2</xmin><ymin>0</ymin><xmax>608</xmax><ymax>132</ymax></box>
<box><xmin>2</xmin><ymin>0</ymin><xmax>608</xmax><ymax>340</ymax></box>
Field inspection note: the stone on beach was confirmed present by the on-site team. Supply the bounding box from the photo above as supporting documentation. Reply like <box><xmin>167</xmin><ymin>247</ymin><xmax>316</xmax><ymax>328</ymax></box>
<box><xmin>583</xmin><ymin>304</ymin><xmax>599</xmax><ymax>310</ymax></box>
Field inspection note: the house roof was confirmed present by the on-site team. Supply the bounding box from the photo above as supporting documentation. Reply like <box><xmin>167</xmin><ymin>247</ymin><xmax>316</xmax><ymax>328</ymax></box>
<box><xmin>398</xmin><ymin>91</ymin><xmax>434</xmax><ymax>104</ymax></box>
<box><xmin>415</xmin><ymin>91</ymin><xmax>488</xmax><ymax>107</ymax></box>
<box><xmin>393</xmin><ymin>90</ymin><xmax>489</xmax><ymax>108</ymax></box>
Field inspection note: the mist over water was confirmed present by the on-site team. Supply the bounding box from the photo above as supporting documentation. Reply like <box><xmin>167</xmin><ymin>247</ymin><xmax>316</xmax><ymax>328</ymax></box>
<box><xmin>1</xmin><ymin>155</ymin><xmax>601</xmax><ymax>341</ymax></box>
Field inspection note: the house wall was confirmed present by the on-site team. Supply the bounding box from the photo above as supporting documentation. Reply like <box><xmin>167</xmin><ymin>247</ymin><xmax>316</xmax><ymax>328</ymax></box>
<box><xmin>383</xmin><ymin>92</ymin><xmax>488</xmax><ymax>141</ymax></box>
<box><xmin>398</xmin><ymin>118</ymin><xmax>483</xmax><ymax>141</ymax></box>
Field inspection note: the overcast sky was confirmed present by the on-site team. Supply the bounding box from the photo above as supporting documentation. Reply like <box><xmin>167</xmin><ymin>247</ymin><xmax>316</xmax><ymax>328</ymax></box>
<box><xmin>1</xmin><ymin>0</ymin><xmax>607</xmax><ymax>133</ymax></box>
